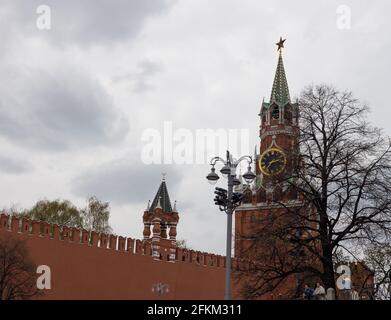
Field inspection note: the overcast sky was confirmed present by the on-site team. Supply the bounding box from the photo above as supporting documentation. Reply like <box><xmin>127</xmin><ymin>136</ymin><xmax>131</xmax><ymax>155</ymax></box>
<box><xmin>0</xmin><ymin>0</ymin><xmax>390</xmax><ymax>254</ymax></box>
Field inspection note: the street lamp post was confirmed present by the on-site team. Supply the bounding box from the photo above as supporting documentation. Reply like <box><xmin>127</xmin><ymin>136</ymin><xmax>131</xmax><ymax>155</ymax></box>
<box><xmin>206</xmin><ymin>150</ymin><xmax>256</xmax><ymax>300</ymax></box>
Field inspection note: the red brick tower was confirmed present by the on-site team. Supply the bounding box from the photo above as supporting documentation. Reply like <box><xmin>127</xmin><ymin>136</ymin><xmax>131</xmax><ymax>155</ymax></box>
<box><xmin>235</xmin><ymin>38</ymin><xmax>301</xmax><ymax>257</ymax></box>
<box><xmin>143</xmin><ymin>175</ymin><xmax>179</xmax><ymax>261</ymax></box>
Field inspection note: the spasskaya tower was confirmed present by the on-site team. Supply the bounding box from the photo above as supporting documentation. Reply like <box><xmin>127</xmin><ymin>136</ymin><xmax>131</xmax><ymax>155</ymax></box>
<box><xmin>235</xmin><ymin>38</ymin><xmax>301</xmax><ymax>257</ymax></box>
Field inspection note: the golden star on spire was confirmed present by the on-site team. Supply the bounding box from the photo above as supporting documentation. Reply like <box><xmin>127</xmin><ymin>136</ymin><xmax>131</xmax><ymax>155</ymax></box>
<box><xmin>276</xmin><ymin>37</ymin><xmax>286</xmax><ymax>51</ymax></box>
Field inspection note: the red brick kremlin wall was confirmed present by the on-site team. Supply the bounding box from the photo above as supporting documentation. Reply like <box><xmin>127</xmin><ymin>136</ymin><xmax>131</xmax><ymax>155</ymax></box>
<box><xmin>0</xmin><ymin>213</ymin><xmax>239</xmax><ymax>300</ymax></box>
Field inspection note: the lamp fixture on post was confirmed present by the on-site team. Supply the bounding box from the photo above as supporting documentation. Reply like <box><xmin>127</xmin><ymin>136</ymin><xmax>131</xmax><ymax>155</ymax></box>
<box><xmin>206</xmin><ymin>150</ymin><xmax>256</xmax><ymax>300</ymax></box>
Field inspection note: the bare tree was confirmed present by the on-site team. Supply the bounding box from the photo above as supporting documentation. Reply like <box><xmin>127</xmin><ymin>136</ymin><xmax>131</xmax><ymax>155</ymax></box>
<box><xmin>80</xmin><ymin>196</ymin><xmax>112</xmax><ymax>233</ymax></box>
<box><xmin>364</xmin><ymin>242</ymin><xmax>391</xmax><ymax>299</ymax></box>
<box><xmin>237</xmin><ymin>84</ymin><xmax>391</xmax><ymax>299</ymax></box>
<box><xmin>176</xmin><ymin>239</ymin><xmax>190</xmax><ymax>249</ymax></box>
<box><xmin>0</xmin><ymin>233</ymin><xmax>41</xmax><ymax>300</ymax></box>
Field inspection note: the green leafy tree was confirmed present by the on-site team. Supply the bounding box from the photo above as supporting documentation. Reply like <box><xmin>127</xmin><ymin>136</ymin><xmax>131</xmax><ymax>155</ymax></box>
<box><xmin>28</xmin><ymin>199</ymin><xmax>82</xmax><ymax>228</ymax></box>
<box><xmin>15</xmin><ymin>197</ymin><xmax>112</xmax><ymax>233</ymax></box>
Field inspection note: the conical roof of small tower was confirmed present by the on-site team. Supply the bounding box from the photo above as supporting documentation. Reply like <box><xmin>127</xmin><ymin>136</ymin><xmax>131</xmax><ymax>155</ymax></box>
<box><xmin>149</xmin><ymin>175</ymin><xmax>173</xmax><ymax>213</ymax></box>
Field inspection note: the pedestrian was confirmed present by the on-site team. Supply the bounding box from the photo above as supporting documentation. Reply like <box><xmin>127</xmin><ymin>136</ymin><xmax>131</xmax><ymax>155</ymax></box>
<box><xmin>313</xmin><ymin>282</ymin><xmax>326</xmax><ymax>300</ymax></box>
<box><xmin>351</xmin><ymin>286</ymin><xmax>360</xmax><ymax>300</ymax></box>
<box><xmin>303</xmin><ymin>284</ymin><xmax>314</xmax><ymax>300</ymax></box>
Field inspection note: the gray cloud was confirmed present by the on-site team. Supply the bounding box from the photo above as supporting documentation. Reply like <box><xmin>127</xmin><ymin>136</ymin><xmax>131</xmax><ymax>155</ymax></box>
<box><xmin>1</xmin><ymin>0</ymin><xmax>390</xmax><ymax>255</ymax></box>
<box><xmin>1</xmin><ymin>0</ymin><xmax>173</xmax><ymax>47</ymax></box>
<box><xmin>112</xmin><ymin>60</ymin><xmax>162</xmax><ymax>93</ymax></box>
<box><xmin>0</xmin><ymin>65</ymin><xmax>129</xmax><ymax>150</ymax></box>
<box><xmin>0</xmin><ymin>155</ymin><xmax>33</xmax><ymax>174</ymax></box>
<box><xmin>72</xmin><ymin>159</ymin><xmax>183</xmax><ymax>206</ymax></box>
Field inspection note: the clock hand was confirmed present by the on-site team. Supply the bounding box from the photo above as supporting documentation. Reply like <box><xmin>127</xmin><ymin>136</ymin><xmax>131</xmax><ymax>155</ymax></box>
<box><xmin>267</xmin><ymin>159</ymin><xmax>279</xmax><ymax>168</ymax></box>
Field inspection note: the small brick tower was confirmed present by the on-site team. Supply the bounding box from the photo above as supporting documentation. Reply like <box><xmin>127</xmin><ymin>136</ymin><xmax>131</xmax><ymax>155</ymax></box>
<box><xmin>143</xmin><ymin>174</ymin><xmax>179</xmax><ymax>261</ymax></box>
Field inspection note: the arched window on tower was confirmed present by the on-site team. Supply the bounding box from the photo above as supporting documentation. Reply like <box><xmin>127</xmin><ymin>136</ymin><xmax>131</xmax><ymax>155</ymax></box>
<box><xmin>256</xmin><ymin>189</ymin><xmax>266</xmax><ymax>203</ymax></box>
<box><xmin>273</xmin><ymin>186</ymin><xmax>283</xmax><ymax>203</ymax></box>
<box><xmin>271</xmin><ymin>105</ymin><xmax>279</xmax><ymax>120</ymax></box>
<box><xmin>243</xmin><ymin>188</ymin><xmax>252</xmax><ymax>204</ymax></box>
<box><xmin>286</xmin><ymin>185</ymin><xmax>298</xmax><ymax>200</ymax></box>
<box><xmin>284</xmin><ymin>105</ymin><xmax>292</xmax><ymax>124</ymax></box>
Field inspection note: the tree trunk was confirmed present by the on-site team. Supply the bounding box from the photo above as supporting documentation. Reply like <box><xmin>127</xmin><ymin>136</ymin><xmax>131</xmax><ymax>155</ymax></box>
<box><xmin>321</xmin><ymin>247</ymin><xmax>336</xmax><ymax>292</ymax></box>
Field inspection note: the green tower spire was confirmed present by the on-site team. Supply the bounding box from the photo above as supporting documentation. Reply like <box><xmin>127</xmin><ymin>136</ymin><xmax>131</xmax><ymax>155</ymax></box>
<box><xmin>270</xmin><ymin>47</ymin><xmax>291</xmax><ymax>106</ymax></box>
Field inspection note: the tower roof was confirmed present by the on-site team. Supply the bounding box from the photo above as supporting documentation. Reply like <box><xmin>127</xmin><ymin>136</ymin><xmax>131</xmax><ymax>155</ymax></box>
<box><xmin>149</xmin><ymin>176</ymin><xmax>173</xmax><ymax>213</ymax></box>
<box><xmin>270</xmin><ymin>50</ymin><xmax>291</xmax><ymax>106</ymax></box>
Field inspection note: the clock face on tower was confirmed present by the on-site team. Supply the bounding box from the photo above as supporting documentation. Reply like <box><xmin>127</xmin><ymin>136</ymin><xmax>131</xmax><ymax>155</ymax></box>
<box><xmin>259</xmin><ymin>148</ymin><xmax>287</xmax><ymax>176</ymax></box>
